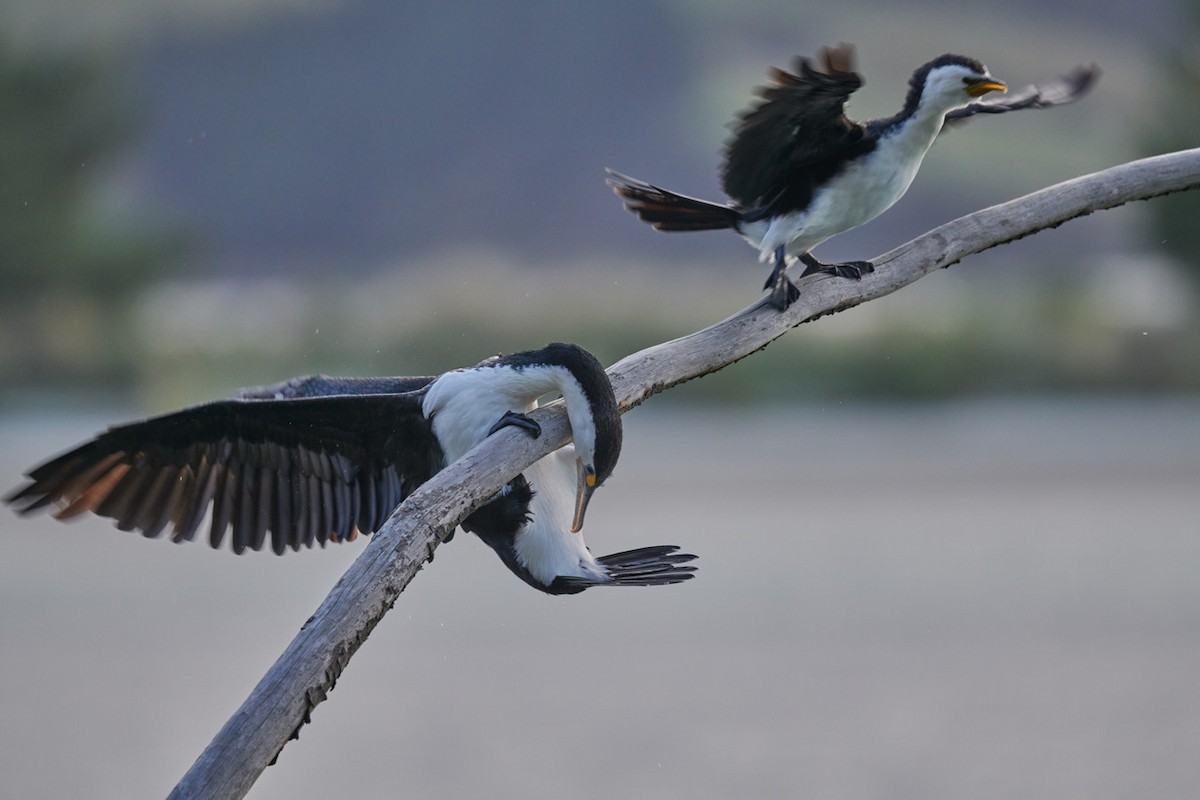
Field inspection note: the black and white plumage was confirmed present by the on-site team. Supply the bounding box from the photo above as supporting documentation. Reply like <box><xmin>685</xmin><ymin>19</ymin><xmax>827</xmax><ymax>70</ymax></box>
<box><xmin>5</xmin><ymin>343</ymin><xmax>697</xmax><ymax>595</ymax></box>
<box><xmin>608</xmin><ymin>43</ymin><xmax>1098</xmax><ymax>310</ymax></box>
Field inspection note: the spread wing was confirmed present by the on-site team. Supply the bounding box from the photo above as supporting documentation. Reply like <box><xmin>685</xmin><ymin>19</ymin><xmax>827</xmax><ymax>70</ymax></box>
<box><xmin>945</xmin><ymin>64</ymin><xmax>1100</xmax><ymax>124</ymax></box>
<box><xmin>5</xmin><ymin>391</ymin><xmax>440</xmax><ymax>554</ymax></box>
<box><xmin>721</xmin><ymin>43</ymin><xmax>873</xmax><ymax>209</ymax></box>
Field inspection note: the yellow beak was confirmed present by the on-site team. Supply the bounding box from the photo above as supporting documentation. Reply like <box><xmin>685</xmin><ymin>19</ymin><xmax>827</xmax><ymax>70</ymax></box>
<box><xmin>571</xmin><ymin>461</ymin><xmax>598</xmax><ymax>533</ymax></box>
<box><xmin>966</xmin><ymin>78</ymin><xmax>1007</xmax><ymax>98</ymax></box>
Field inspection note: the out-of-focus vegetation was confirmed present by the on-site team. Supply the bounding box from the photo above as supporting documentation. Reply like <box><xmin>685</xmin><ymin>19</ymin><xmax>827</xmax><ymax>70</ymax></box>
<box><xmin>123</xmin><ymin>254</ymin><xmax>1200</xmax><ymax>411</ymax></box>
<box><xmin>1</xmin><ymin>0</ymin><xmax>1197</xmax><ymax>407</ymax></box>
<box><xmin>0</xmin><ymin>46</ymin><xmax>160</xmax><ymax>295</ymax></box>
<box><xmin>0</xmin><ymin>42</ymin><xmax>178</xmax><ymax>388</ymax></box>
<box><xmin>1142</xmin><ymin>1</ymin><xmax>1200</xmax><ymax>282</ymax></box>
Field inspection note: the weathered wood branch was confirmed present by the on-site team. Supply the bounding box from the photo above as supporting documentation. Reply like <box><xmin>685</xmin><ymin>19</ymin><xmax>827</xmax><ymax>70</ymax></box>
<box><xmin>169</xmin><ymin>148</ymin><xmax>1200</xmax><ymax>800</ymax></box>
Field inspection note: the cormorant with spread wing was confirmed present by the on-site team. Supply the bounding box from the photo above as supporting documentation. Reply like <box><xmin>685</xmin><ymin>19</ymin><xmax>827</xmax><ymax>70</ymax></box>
<box><xmin>608</xmin><ymin>43</ymin><xmax>1098</xmax><ymax>309</ymax></box>
<box><xmin>6</xmin><ymin>343</ymin><xmax>696</xmax><ymax>595</ymax></box>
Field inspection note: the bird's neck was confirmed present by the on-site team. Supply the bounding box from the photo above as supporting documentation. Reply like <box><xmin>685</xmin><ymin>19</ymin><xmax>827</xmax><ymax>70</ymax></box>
<box><xmin>877</xmin><ymin>99</ymin><xmax>948</xmax><ymax>167</ymax></box>
<box><xmin>513</xmin><ymin>448</ymin><xmax>603</xmax><ymax>584</ymax></box>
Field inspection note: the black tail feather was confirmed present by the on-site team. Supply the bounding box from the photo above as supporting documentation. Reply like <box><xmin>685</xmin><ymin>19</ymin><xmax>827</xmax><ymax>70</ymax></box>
<box><xmin>551</xmin><ymin>545</ymin><xmax>698</xmax><ymax>592</ymax></box>
<box><xmin>606</xmin><ymin>169</ymin><xmax>739</xmax><ymax>232</ymax></box>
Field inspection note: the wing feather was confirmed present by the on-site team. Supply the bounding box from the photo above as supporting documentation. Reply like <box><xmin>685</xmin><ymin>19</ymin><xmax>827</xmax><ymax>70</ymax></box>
<box><xmin>272</xmin><ymin>467</ymin><xmax>292</xmax><ymax>555</ymax></box>
<box><xmin>172</xmin><ymin>452</ymin><xmax>218</xmax><ymax>543</ymax></box>
<box><xmin>209</xmin><ymin>463</ymin><xmax>236</xmax><ymax>550</ymax></box>
<box><xmin>140</xmin><ymin>466</ymin><xmax>183</xmax><ymax>540</ymax></box>
<box><xmin>945</xmin><ymin>64</ymin><xmax>1099</xmax><ymax>124</ymax></box>
<box><xmin>5</xmin><ymin>392</ymin><xmax>439</xmax><ymax>554</ymax></box>
<box><xmin>722</xmin><ymin>43</ymin><xmax>874</xmax><ymax>209</ymax></box>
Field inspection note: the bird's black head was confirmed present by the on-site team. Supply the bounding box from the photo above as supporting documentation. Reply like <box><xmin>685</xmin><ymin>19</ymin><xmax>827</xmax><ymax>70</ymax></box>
<box><xmin>501</xmin><ymin>342</ymin><xmax>622</xmax><ymax>531</ymax></box>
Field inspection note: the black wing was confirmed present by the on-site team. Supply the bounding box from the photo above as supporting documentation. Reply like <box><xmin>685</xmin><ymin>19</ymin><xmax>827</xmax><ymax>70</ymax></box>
<box><xmin>722</xmin><ymin>43</ymin><xmax>874</xmax><ymax>209</ymax></box>
<box><xmin>945</xmin><ymin>64</ymin><xmax>1099</xmax><ymax>124</ymax></box>
<box><xmin>236</xmin><ymin>374</ymin><xmax>437</xmax><ymax>400</ymax></box>
<box><xmin>5</xmin><ymin>392</ymin><xmax>440</xmax><ymax>555</ymax></box>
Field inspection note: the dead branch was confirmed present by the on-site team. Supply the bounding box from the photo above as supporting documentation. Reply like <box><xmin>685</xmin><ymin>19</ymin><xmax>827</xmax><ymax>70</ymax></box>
<box><xmin>169</xmin><ymin>148</ymin><xmax>1200</xmax><ymax>800</ymax></box>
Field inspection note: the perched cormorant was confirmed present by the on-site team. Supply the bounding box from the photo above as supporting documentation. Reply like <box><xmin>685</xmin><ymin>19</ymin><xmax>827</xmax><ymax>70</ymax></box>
<box><xmin>5</xmin><ymin>343</ymin><xmax>697</xmax><ymax>595</ymax></box>
<box><xmin>608</xmin><ymin>43</ymin><xmax>1098</xmax><ymax>309</ymax></box>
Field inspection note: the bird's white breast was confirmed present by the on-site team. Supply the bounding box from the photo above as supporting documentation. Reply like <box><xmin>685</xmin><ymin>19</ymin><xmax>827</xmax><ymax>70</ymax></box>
<box><xmin>746</xmin><ymin>113</ymin><xmax>945</xmax><ymax>262</ymax></box>
<box><xmin>422</xmin><ymin>364</ymin><xmax>579</xmax><ymax>464</ymax></box>
<box><xmin>422</xmin><ymin>370</ymin><xmax>528</xmax><ymax>465</ymax></box>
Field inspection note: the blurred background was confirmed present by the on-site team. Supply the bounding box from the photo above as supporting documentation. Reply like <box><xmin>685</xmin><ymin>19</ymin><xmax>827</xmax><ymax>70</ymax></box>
<box><xmin>1</xmin><ymin>1</ymin><xmax>1198</xmax><ymax>798</ymax></box>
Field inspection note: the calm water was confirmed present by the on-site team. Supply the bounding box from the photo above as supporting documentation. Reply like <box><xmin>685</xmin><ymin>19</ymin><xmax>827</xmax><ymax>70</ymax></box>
<box><xmin>2</xmin><ymin>399</ymin><xmax>1198</xmax><ymax>799</ymax></box>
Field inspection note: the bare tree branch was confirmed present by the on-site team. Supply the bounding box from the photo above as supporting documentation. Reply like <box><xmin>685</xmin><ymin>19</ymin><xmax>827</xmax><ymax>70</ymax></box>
<box><xmin>169</xmin><ymin>148</ymin><xmax>1200</xmax><ymax>800</ymax></box>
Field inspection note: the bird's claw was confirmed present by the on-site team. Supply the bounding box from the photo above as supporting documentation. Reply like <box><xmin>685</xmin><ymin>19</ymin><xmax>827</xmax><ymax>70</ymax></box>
<box><xmin>798</xmin><ymin>259</ymin><xmax>874</xmax><ymax>280</ymax></box>
<box><xmin>766</xmin><ymin>276</ymin><xmax>801</xmax><ymax>310</ymax></box>
<box><xmin>762</xmin><ymin>244</ymin><xmax>801</xmax><ymax>310</ymax></box>
<box><xmin>488</xmin><ymin>410</ymin><xmax>541</xmax><ymax>438</ymax></box>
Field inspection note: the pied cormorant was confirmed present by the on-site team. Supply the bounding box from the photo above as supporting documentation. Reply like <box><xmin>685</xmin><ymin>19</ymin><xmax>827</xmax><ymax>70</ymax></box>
<box><xmin>608</xmin><ymin>43</ymin><xmax>1097</xmax><ymax>309</ymax></box>
<box><xmin>5</xmin><ymin>343</ymin><xmax>697</xmax><ymax>595</ymax></box>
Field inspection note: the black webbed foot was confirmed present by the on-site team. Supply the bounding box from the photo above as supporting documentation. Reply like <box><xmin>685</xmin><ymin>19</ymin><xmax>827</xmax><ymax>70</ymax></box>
<box><xmin>765</xmin><ymin>274</ymin><xmax>801</xmax><ymax>310</ymax></box>
<box><xmin>488</xmin><ymin>410</ymin><xmax>541</xmax><ymax>438</ymax></box>
<box><xmin>798</xmin><ymin>253</ymin><xmax>874</xmax><ymax>280</ymax></box>
<box><xmin>762</xmin><ymin>245</ymin><xmax>800</xmax><ymax>310</ymax></box>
